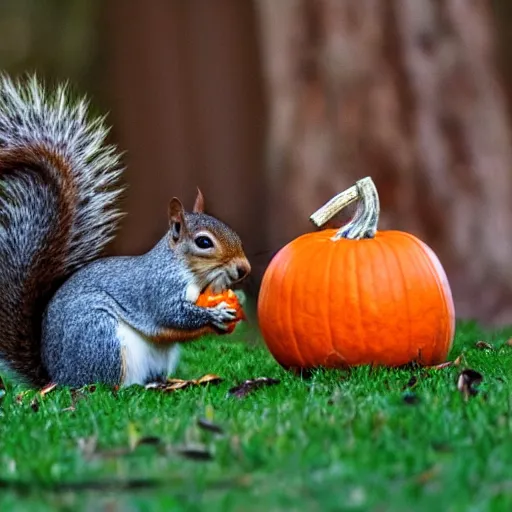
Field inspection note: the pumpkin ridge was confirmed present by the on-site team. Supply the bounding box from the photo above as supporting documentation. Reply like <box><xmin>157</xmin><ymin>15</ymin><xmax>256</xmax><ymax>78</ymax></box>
<box><xmin>374</xmin><ymin>235</ymin><xmax>393</xmax><ymax>365</ymax></box>
<box><xmin>295</xmin><ymin>237</ymin><xmax>318</xmax><ymax>366</ymax></box>
<box><xmin>403</xmin><ymin>235</ymin><xmax>426</xmax><ymax>363</ymax></box>
<box><xmin>285</xmin><ymin>241</ymin><xmax>306</xmax><ymax>367</ymax></box>
<box><xmin>352</xmin><ymin>241</ymin><xmax>365</xmax><ymax>364</ymax></box>
<box><xmin>407</xmin><ymin>235</ymin><xmax>435</xmax><ymax>363</ymax></box>
<box><xmin>324</xmin><ymin>236</ymin><xmax>336</xmax><ymax>365</ymax></box>
<box><xmin>379</xmin><ymin>234</ymin><xmax>410</xmax><ymax>365</ymax></box>
<box><xmin>388</xmin><ymin>236</ymin><xmax>413</xmax><ymax>364</ymax></box>
<box><xmin>338</xmin><ymin>237</ymin><xmax>353</xmax><ymax>364</ymax></box>
<box><xmin>368</xmin><ymin>238</ymin><xmax>384</xmax><ymax>363</ymax></box>
<box><xmin>331</xmin><ymin>237</ymin><xmax>346</xmax><ymax>363</ymax></box>
<box><xmin>399</xmin><ymin>232</ymin><xmax>455</xmax><ymax>360</ymax></box>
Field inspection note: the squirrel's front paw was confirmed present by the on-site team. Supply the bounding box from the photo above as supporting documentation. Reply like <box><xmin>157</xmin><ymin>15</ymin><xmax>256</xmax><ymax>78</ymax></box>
<box><xmin>208</xmin><ymin>301</ymin><xmax>238</xmax><ymax>331</ymax></box>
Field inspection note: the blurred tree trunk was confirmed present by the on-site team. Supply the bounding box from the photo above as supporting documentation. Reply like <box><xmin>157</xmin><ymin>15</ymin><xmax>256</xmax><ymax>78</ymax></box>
<box><xmin>256</xmin><ymin>0</ymin><xmax>512</xmax><ymax>325</ymax></box>
<box><xmin>104</xmin><ymin>0</ymin><xmax>266</xmax><ymax>278</ymax></box>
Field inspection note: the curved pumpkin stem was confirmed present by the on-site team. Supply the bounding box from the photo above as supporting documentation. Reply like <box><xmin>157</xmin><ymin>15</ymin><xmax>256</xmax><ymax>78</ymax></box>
<box><xmin>309</xmin><ymin>177</ymin><xmax>380</xmax><ymax>240</ymax></box>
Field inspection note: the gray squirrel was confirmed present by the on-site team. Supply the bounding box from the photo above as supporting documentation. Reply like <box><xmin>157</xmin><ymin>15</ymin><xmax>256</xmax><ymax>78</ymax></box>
<box><xmin>0</xmin><ymin>75</ymin><xmax>251</xmax><ymax>388</ymax></box>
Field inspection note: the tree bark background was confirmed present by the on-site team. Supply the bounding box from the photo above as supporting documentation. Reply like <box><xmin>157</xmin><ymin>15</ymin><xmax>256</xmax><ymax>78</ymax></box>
<box><xmin>103</xmin><ymin>0</ymin><xmax>267</xmax><ymax>272</ymax></box>
<box><xmin>256</xmin><ymin>0</ymin><xmax>512</xmax><ymax>325</ymax></box>
<box><xmin>2</xmin><ymin>0</ymin><xmax>512</xmax><ymax>325</ymax></box>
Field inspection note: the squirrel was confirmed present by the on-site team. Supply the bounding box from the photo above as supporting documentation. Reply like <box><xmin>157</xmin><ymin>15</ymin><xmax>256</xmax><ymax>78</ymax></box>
<box><xmin>0</xmin><ymin>75</ymin><xmax>251</xmax><ymax>388</ymax></box>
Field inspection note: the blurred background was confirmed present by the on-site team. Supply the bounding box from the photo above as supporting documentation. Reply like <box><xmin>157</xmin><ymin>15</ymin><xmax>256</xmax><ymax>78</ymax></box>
<box><xmin>1</xmin><ymin>0</ymin><xmax>512</xmax><ymax>326</ymax></box>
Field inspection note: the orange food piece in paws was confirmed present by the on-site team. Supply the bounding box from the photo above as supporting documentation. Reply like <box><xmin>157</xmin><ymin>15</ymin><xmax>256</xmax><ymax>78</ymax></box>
<box><xmin>196</xmin><ymin>289</ymin><xmax>246</xmax><ymax>333</ymax></box>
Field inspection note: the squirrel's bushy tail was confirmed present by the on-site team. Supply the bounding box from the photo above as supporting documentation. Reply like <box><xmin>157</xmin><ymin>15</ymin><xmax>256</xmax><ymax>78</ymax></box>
<box><xmin>0</xmin><ymin>75</ymin><xmax>124</xmax><ymax>385</ymax></box>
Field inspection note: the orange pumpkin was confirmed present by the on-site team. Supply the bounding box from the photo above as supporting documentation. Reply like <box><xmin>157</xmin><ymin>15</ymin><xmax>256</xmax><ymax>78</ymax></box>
<box><xmin>257</xmin><ymin>177</ymin><xmax>455</xmax><ymax>369</ymax></box>
<box><xmin>196</xmin><ymin>288</ymin><xmax>245</xmax><ymax>333</ymax></box>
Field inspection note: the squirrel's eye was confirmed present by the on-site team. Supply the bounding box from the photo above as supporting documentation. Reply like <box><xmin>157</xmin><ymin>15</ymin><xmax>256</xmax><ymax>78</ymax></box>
<box><xmin>195</xmin><ymin>235</ymin><xmax>214</xmax><ymax>249</ymax></box>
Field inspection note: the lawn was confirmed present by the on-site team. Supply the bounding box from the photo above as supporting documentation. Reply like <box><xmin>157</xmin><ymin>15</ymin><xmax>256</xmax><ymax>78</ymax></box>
<box><xmin>0</xmin><ymin>319</ymin><xmax>511</xmax><ymax>512</ymax></box>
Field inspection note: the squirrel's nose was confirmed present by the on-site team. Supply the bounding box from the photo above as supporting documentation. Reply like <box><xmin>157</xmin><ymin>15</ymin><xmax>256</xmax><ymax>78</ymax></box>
<box><xmin>236</xmin><ymin>261</ymin><xmax>251</xmax><ymax>281</ymax></box>
<box><xmin>236</xmin><ymin>265</ymin><xmax>248</xmax><ymax>280</ymax></box>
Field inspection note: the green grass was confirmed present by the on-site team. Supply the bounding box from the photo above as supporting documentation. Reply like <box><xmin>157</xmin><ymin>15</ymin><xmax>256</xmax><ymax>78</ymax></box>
<box><xmin>0</xmin><ymin>320</ymin><xmax>511</xmax><ymax>512</ymax></box>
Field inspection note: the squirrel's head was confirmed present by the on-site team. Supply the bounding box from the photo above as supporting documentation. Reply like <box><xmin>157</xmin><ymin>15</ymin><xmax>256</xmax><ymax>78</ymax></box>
<box><xmin>168</xmin><ymin>188</ymin><xmax>251</xmax><ymax>294</ymax></box>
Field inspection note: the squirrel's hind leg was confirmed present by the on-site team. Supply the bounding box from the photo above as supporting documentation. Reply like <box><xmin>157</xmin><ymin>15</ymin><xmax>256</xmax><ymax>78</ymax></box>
<box><xmin>167</xmin><ymin>344</ymin><xmax>181</xmax><ymax>376</ymax></box>
<box><xmin>41</xmin><ymin>307</ymin><xmax>123</xmax><ymax>387</ymax></box>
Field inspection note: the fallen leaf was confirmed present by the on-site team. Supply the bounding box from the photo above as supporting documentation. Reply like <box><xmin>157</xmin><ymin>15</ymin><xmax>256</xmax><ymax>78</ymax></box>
<box><xmin>30</xmin><ymin>398</ymin><xmax>39</xmax><ymax>412</ymax></box>
<box><xmin>475</xmin><ymin>341</ymin><xmax>493</xmax><ymax>350</ymax></box>
<box><xmin>428</xmin><ymin>354</ymin><xmax>465</xmax><ymax>370</ymax></box>
<box><xmin>136</xmin><ymin>436</ymin><xmax>162</xmax><ymax>447</ymax></box>
<box><xmin>457</xmin><ymin>369</ymin><xmax>483</xmax><ymax>400</ymax></box>
<box><xmin>405</xmin><ymin>376</ymin><xmax>418</xmax><ymax>389</ymax></box>
<box><xmin>70</xmin><ymin>388</ymin><xmax>89</xmax><ymax>404</ymax></box>
<box><xmin>415</xmin><ymin>465</ymin><xmax>441</xmax><ymax>484</ymax></box>
<box><xmin>403</xmin><ymin>392</ymin><xmax>419</xmax><ymax>405</ymax></box>
<box><xmin>39</xmin><ymin>382</ymin><xmax>58</xmax><ymax>396</ymax></box>
<box><xmin>62</xmin><ymin>386</ymin><xmax>97</xmax><ymax>413</ymax></box>
<box><xmin>15</xmin><ymin>391</ymin><xmax>29</xmax><ymax>404</ymax></box>
<box><xmin>197</xmin><ymin>417</ymin><xmax>224</xmax><ymax>435</ymax></box>
<box><xmin>66</xmin><ymin>385</ymin><xmax>98</xmax><ymax>412</ymax></box>
<box><xmin>507</xmin><ymin>338</ymin><xmax>512</xmax><ymax>347</ymax></box>
<box><xmin>165</xmin><ymin>380</ymin><xmax>193</xmax><ymax>391</ymax></box>
<box><xmin>228</xmin><ymin>377</ymin><xmax>280</xmax><ymax>398</ymax></box>
<box><xmin>145</xmin><ymin>374</ymin><xmax>223</xmax><ymax>392</ymax></box>
<box><xmin>173</xmin><ymin>445</ymin><xmax>213</xmax><ymax>461</ymax></box>
<box><xmin>428</xmin><ymin>361</ymin><xmax>454</xmax><ymax>370</ymax></box>
<box><xmin>195</xmin><ymin>374</ymin><xmax>223</xmax><ymax>385</ymax></box>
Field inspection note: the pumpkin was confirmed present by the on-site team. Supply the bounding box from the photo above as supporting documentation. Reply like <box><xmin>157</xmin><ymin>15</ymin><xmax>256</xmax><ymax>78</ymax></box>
<box><xmin>257</xmin><ymin>177</ymin><xmax>455</xmax><ymax>369</ymax></box>
<box><xmin>196</xmin><ymin>288</ymin><xmax>245</xmax><ymax>333</ymax></box>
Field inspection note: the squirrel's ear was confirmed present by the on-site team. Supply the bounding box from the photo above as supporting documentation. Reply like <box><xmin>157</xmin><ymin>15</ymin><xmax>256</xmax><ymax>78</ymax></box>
<box><xmin>193</xmin><ymin>187</ymin><xmax>205</xmax><ymax>213</ymax></box>
<box><xmin>168</xmin><ymin>197</ymin><xmax>187</xmax><ymax>242</ymax></box>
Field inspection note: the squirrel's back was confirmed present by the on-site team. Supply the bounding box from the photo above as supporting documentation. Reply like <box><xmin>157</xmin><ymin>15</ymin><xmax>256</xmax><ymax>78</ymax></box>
<box><xmin>0</xmin><ymin>75</ymin><xmax>124</xmax><ymax>385</ymax></box>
